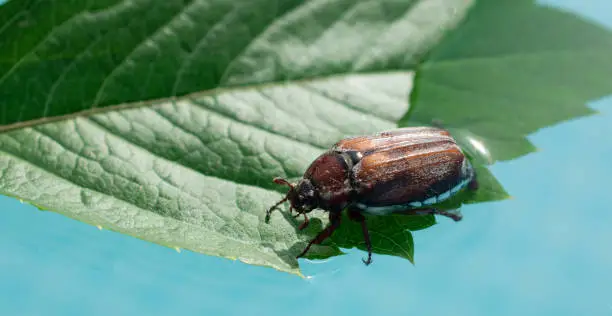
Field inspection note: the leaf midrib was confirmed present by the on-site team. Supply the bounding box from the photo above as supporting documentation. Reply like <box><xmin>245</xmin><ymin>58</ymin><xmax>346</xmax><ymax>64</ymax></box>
<box><xmin>0</xmin><ymin>69</ymin><xmax>410</xmax><ymax>133</ymax></box>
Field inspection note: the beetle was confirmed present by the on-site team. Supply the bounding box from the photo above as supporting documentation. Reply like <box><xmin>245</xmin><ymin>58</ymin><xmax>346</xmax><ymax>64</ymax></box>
<box><xmin>264</xmin><ymin>126</ymin><xmax>478</xmax><ymax>265</ymax></box>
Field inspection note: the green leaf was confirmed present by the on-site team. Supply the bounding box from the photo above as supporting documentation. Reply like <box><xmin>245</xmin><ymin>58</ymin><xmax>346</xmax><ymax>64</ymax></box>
<box><xmin>0</xmin><ymin>0</ymin><xmax>475</xmax><ymax>275</ymax></box>
<box><xmin>0</xmin><ymin>72</ymin><xmax>437</xmax><ymax>275</ymax></box>
<box><xmin>401</xmin><ymin>0</ymin><xmax>612</xmax><ymax>204</ymax></box>
<box><xmin>0</xmin><ymin>0</ymin><xmax>472</xmax><ymax>128</ymax></box>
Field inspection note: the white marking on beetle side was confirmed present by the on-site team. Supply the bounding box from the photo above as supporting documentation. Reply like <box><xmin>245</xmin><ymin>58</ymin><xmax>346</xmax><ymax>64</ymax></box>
<box><xmin>358</xmin><ymin>172</ymin><xmax>475</xmax><ymax>216</ymax></box>
<box><xmin>450</xmin><ymin>184</ymin><xmax>462</xmax><ymax>194</ymax></box>
<box><xmin>174</xmin><ymin>247</ymin><xmax>181</xmax><ymax>253</ymax></box>
<box><xmin>96</xmin><ymin>225</ymin><xmax>103</xmax><ymax>230</ymax></box>
<box><xmin>357</xmin><ymin>203</ymin><xmax>406</xmax><ymax>215</ymax></box>
<box><xmin>423</xmin><ymin>196</ymin><xmax>437</xmax><ymax>205</ymax></box>
<box><xmin>451</xmin><ymin>179</ymin><xmax>469</xmax><ymax>194</ymax></box>
<box><xmin>442</xmin><ymin>178</ymin><xmax>471</xmax><ymax>199</ymax></box>
<box><xmin>438</xmin><ymin>190</ymin><xmax>451</xmax><ymax>201</ymax></box>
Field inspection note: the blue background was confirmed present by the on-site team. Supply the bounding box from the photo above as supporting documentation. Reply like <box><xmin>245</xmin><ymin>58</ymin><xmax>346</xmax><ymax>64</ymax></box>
<box><xmin>1</xmin><ymin>1</ymin><xmax>611</xmax><ymax>315</ymax></box>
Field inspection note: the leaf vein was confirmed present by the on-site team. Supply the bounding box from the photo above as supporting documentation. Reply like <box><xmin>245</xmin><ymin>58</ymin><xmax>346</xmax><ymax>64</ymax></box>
<box><xmin>298</xmin><ymin>83</ymin><xmax>395</xmax><ymax>123</ymax></box>
<box><xmin>218</xmin><ymin>0</ymin><xmax>318</xmax><ymax>85</ymax></box>
<box><xmin>170</xmin><ymin>3</ymin><xmax>239</xmax><ymax>96</ymax></box>
<box><xmin>192</xmin><ymin>97</ymin><xmax>327</xmax><ymax>150</ymax></box>
<box><xmin>91</xmin><ymin>0</ymin><xmax>197</xmax><ymax>107</ymax></box>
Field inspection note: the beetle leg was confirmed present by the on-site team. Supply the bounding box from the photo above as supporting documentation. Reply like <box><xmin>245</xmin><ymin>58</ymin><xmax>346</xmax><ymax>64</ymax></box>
<box><xmin>434</xmin><ymin>209</ymin><xmax>462</xmax><ymax>221</ymax></box>
<box><xmin>292</xmin><ymin>207</ymin><xmax>300</xmax><ymax>218</ymax></box>
<box><xmin>433</xmin><ymin>208</ymin><xmax>462</xmax><ymax>221</ymax></box>
<box><xmin>347</xmin><ymin>208</ymin><xmax>372</xmax><ymax>266</ymax></box>
<box><xmin>398</xmin><ymin>208</ymin><xmax>463</xmax><ymax>222</ymax></box>
<box><xmin>296</xmin><ymin>212</ymin><xmax>341</xmax><ymax>259</ymax></box>
<box><xmin>265</xmin><ymin>177</ymin><xmax>295</xmax><ymax>223</ymax></box>
<box><xmin>298</xmin><ymin>213</ymin><xmax>310</xmax><ymax>231</ymax></box>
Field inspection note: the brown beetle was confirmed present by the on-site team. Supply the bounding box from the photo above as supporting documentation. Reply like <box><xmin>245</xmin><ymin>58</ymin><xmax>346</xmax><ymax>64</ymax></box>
<box><xmin>265</xmin><ymin>126</ymin><xmax>478</xmax><ymax>265</ymax></box>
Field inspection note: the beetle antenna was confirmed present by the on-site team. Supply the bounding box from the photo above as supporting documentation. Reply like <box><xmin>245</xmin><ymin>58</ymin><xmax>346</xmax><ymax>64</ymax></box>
<box><xmin>265</xmin><ymin>196</ymin><xmax>289</xmax><ymax>223</ymax></box>
<box><xmin>265</xmin><ymin>178</ymin><xmax>295</xmax><ymax>223</ymax></box>
<box><xmin>273</xmin><ymin>177</ymin><xmax>294</xmax><ymax>189</ymax></box>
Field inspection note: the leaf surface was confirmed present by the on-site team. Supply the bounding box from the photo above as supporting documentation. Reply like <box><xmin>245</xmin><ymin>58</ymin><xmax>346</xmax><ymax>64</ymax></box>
<box><xmin>0</xmin><ymin>0</ymin><xmax>470</xmax><ymax>128</ymax></box>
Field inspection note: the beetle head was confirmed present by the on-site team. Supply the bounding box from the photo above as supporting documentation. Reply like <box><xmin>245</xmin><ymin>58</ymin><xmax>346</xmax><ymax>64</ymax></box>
<box><xmin>265</xmin><ymin>177</ymin><xmax>319</xmax><ymax>223</ymax></box>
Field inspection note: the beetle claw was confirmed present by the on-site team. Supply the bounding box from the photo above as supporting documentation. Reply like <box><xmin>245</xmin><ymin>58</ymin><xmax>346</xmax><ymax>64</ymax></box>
<box><xmin>298</xmin><ymin>221</ymin><xmax>309</xmax><ymax>231</ymax></box>
<box><xmin>432</xmin><ymin>208</ymin><xmax>463</xmax><ymax>222</ymax></box>
<box><xmin>362</xmin><ymin>257</ymin><xmax>372</xmax><ymax>266</ymax></box>
<box><xmin>297</xmin><ymin>213</ymin><xmax>310</xmax><ymax>230</ymax></box>
<box><xmin>445</xmin><ymin>210</ymin><xmax>463</xmax><ymax>222</ymax></box>
<box><xmin>451</xmin><ymin>213</ymin><xmax>463</xmax><ymax>222</ymax></box>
